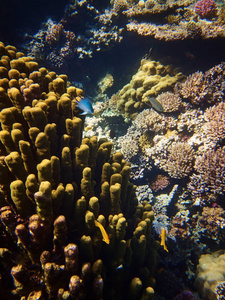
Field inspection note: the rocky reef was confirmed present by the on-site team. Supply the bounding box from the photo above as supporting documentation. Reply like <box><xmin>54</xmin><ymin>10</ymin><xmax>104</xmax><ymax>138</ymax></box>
<box><xmin>0</xmin><ymin>41</ymin><xmax>158</xmax><ymax>300</ymax></box>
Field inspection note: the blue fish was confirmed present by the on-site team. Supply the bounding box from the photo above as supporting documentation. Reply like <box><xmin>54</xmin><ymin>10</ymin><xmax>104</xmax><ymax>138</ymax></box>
<box><xmin>76</xmin><ymin>97</ymin><xmax>94</xmax><ymax>115</ymax></box>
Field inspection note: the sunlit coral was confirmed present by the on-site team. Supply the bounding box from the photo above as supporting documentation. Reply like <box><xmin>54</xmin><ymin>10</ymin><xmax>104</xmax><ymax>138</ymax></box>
<box><xmin>150</xmin><ymin>174</ymin><xmax>170</xmax><ymax>193</ymax></box>
<box><xmin>196</xmin><ymin>206</ymin><xmax>225</xmax><ymax>242</ymax></box>
<box><xmin>178</xmin><ymin>71</ymin><xmax>206</xmax><ymax>105</ymax></box>
<box><xmin>159</xmin><ymin>142</ymin><xmax>194</xmax><ymax>179</ymax></box>
<box><xmin>177</xmin><ymin>63</ymin><xmax>225</xmax><ymax>105</ymax></box>
<box><xmin>0</xmin><ymin>42</ymin><xmax>158</xmax><ymax>300</ymax></box>
<box><xmin>117</xmin><ymin>58</ymin><xmax>184</xmax><ymax>118</ymax></box>
<box><xmin>188</xmin><ymin>146</ymin><xmax>225</xmax><ymax>201</ymax></box>
<box><xmin>202</xmin><ymin>102</ymin><xmax>225</xmax><ymax>148</ymax></box>
<box><xmin>156</xmin><ymin>92</ymin><xmax>182</xmax><ymax>112</ymax></box>
<box><xmin>194</xmin><ymin>0</ymin><xmax>217</xmax><ymax>19</ymax></box>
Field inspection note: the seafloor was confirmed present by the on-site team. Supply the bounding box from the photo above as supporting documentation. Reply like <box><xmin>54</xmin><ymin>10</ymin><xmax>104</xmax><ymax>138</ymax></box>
<box><xmin>0</xmin><ymin>0</ymin><xmax>225</xmax><ymax>299</ymax></box>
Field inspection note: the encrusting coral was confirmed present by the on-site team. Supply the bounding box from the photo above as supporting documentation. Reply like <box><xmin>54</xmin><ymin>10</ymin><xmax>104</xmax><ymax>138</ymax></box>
<box><xmin>0</xmin><ymin>41</ymin><xmax>158</xmax><ymax>299</ymax></box>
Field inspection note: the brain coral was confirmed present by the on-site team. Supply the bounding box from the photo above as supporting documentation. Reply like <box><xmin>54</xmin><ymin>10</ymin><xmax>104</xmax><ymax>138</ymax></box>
<box><xmin>0</xmin><ymin>41</ymin><xmax>158</xmax><ymax>299</ymax></box>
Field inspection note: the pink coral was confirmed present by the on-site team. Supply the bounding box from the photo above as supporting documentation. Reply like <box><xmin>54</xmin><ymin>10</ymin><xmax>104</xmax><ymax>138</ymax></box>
<box><xmin>150</xmin><ymin>174</ymin><xmax>170</xmax><ymax>192</ymax></box>
<box><xmin>194</xmin><ymin>0</ymin><xmax>217</xmax><ymax>19</ymax></box>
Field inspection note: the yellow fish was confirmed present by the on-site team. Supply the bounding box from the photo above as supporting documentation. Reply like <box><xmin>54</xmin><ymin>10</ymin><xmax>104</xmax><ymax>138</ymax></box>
<box><xmin>160</xmin><ymin>228</ymin><xmax>168</xmax><ymax>252</ymax></box>
<box><xmin>84</xmin><ymin>126</ymin><xmax>92</xmax><ymax>132</ymax></box>
<box><xmin>94</xmin><ymin>220</ymin><xmax>110</xmax><ymax>244</ymax></box>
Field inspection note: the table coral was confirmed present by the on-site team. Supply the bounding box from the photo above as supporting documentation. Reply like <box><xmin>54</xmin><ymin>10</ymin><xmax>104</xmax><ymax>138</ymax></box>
<box><xmin>0</xmin><ymin>42</ymin><xmax>159</xmax><ymax>299</ymax></box>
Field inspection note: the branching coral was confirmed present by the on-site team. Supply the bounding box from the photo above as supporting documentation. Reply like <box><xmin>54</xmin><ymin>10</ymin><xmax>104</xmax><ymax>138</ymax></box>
<box><xmin>195</xmin><ymin>206</ymin><xmax>225</xmax><ymax>242</ymax></box>
<box><xmin>159</xmin><ymin>142</ymin><xmax>194</xmax><ymax>179</ymax></box>
<box><xmin>177</xmin><ymin>63</ymin><xmax>225</xmax><ymax>105</ymax></box>
<box><xmin>0</xmin><ymin>42</ymin><xmax>158</xmax><ymax>299</ymax></box>
<box><xmin>202</xmin><ymin>102</ymin><xmax>225</xmax><ymax>148</ymax></box>
<box><xmin>188</xmin><ymin>146</ymin><xmax>225</xmax><ymax>202</ymax></box>
<box><xmin>150</xmin><ymin>174</ymin><xmax>170</xmax><ymax>193</ymax></box>
<box><xmin>194</xmin><ymin>0</ymin><xmax>217</xmax><ymax>19</ymax></box>
<box><xmin>156</xmin><ymin>92</ymin><xmax>182</xmax><ymax>112</ymax></box>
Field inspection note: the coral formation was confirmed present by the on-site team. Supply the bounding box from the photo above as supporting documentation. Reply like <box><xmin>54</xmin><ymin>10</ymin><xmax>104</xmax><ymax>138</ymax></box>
<box><xmin>159</xmin><ymin>142</ymin><xmax>194</xmax><ymax>179</ymax></box>
<box><xmin>194</xmin><ymin>206</ymin><xmax>225</xmax><ymax>243</ymax></box>
<box><xmin>177</xmin><ymin>62</ymin><xmax>225</xmax><ymax>106</ymax></box>
<box><xmin>150</xmin><ymin>175</ymin><xmax>170</xmax><ymax>193</ymax></box>
<box><xmin>194</xmin><ymin>0</ymin><xmax>217</xmax><ymax>19</ymax></box>
<box><xmin>117</xmin><ymin>58</ymin><xmax>184</xmax><ymax>118</ymax></box>
<box><xmin>156</xmin><ymin>92</ymin><xmax>182</xmax><ymax>113</ymax></box>
<box><xmin>0</xmin><ymin>42</ymin><xmax>159</xmax><ymax>299</ymax></box>
<box><xmin>188</xmin><ymin>146</ymin><xmax>225</xmax><ymax>203</ymax></box>
<box><xmin>195</xmin><ymin>251</ymin><xmax>225</xmax><ymax>300</ymax></box>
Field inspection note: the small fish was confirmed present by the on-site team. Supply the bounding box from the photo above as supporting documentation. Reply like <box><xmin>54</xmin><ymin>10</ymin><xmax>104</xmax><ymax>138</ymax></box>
<box><xmin>116</xmin><ymin>264</ymin><xmax>123</xmax><ymax>270</ymax></box>
<box><xmin>146</xmin><ymin>97</ymin><xmax>164</xmax><ymax>112</ymax></box>
<box><xmin>160</xmin><ymin>228</ymin><xmax>168</xmax><ymax>252</ymax></box>
<box><xmin>94</xmin><ymin>220</ymin><xmax>110</xmax><ymax>244</ymax></box>
<box><xmin>75</xmin><ymin>96</ymin><xmax>94</xmax><ymax>115</ymax></box>
<box><xmin>84</xmin><ymin>126</ymin><xmax>92</xmax><ymax>132</ymax></box>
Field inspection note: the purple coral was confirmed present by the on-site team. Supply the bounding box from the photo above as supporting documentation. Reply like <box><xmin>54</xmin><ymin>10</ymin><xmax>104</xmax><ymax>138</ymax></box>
<box><xmin>194</xmin><ymin>0</ymin><xmax>217</xmax><ymax>19</ymax></box>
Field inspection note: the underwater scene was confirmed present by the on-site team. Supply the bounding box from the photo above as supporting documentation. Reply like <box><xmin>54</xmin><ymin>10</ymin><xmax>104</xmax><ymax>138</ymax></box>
<box><xmin>0</xmin><ymin>0</ymin><xmax>225</xmax><ymax>299</ymax></box>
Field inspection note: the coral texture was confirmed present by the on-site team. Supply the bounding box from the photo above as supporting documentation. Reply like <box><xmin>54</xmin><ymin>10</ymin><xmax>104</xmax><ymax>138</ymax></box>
<box><xmin>159</xmin><ymin>142</ymin><xmax>194</xmax><ymax>179</ymax></box>
<box><xmin>117</xmin><ymin>58</ymin><xmax>184</xmax><ymax>118</ymax></box>
<box><xmin>0</xmin><ymin>42</ymin><xmax>158</xmax><ymax>299</ymax></box>
<box><xmin>194</xmin><ymin>0</ymin><xmax>217</xmax><ymax>19</ymax></box>
<box><xmin>156</xmin><ymin>92</ymin><xmax>182</xmax><ymax>112</ymax></box>
<box><xmin>188</xmin><ymin>147</ymin><xmax>225</xmax><ymax>202</ymax></box>
<box><xmin>195</xmin><ymin>251</ymin><xmax>225</xmax><ymax>300</ymax></box>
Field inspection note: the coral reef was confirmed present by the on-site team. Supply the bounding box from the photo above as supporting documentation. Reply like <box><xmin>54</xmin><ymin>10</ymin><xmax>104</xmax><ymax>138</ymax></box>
<box><xmin>177</xmin><ymin>63</ymin><xmax>225</xmax><ymax>106</ymax></box>
<box><xmin>159</xmin><ymin>142</ymin><xmax>194</xmax><ymax>179</ymax></box>
<box><xmin>0</xmin><ymin>42</ymin><xmax>159</xmax><ymax>299</ymax></box>
<box><xmin>188</xmin><ymin>146</ymin><xmax>225</xmax><ymax>203</ymax></box>
<box><xmin>117</xmin><ymin>58</ymin><xmax>184</xmax><ymax>118</ymax></box>
<box><xmin>149</xmin><ymin>175</ymin><xmax>170</xmax><ymax>193</ymax></box>
<box><xmin>26</xmin><ymin>1</ymin><xmax>124</xmax><ymax>70</ymax></box>
<box><xmin>156</xmin><ymin>92</ymin><xmax>182</xmax><ymax>113</ymax></box>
